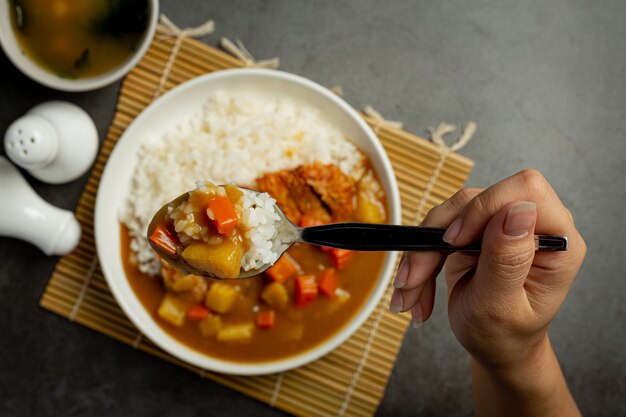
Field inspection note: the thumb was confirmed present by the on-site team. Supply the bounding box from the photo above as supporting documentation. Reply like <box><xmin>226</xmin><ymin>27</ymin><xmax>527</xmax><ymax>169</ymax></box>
<box><xmin>474</xmin><ymin>201</ymin><xmax>537</xmax><ymax>297</ymax></box>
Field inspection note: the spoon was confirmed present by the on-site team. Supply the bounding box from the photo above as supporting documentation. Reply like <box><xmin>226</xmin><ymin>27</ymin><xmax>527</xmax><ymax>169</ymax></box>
<box><xmin>148</xmin><ymin>190</ymin><xmax>568</xmax><ymax>280</ymax></box>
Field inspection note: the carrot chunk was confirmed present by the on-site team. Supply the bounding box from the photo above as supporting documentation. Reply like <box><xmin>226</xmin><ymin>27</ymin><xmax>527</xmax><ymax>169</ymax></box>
<box><xmin>319</xmin><ymin>268</ymin><xmax>338</xmax><ymax>296</ymax></box>
<box><xmin>265</xmin><ymin>255</ymin><xmax>298</xmax><ymax>284</ymax></box>
<box><xmin>256</xmin><ymin>308</ymin><xmax>276</xmax><ymax>329</ymax></box>
<box><xmin>186</xmin><ymin>305</ymin><xmax>211</xmax><ymax>321</ymax></box>
<box><xmin>149</xmin><ymin>225</ymin><xmax>179</xmax><ymax>256</ymax></box>
<box><xmin>324</xmin><ymin>248</ymin><xmax>354</xmax><ymax>270</ymax></box>
<box><xmin>295</xmin><ymin>275</ymin><xmax>318</xmax><ymax>306</ymax></box>
<box><xmin>206</xmin><ymin>196</ymin><xmax>238</xmax><ymax>235</ymax></box>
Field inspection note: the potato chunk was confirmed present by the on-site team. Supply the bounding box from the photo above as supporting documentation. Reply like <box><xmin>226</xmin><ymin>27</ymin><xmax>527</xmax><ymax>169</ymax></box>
<box><xmin>161</xmin><ymin>262</ymin><xmax>197</xmax><ymax>292</ymax></box>
<box><xmin>198</xmin><ymin>315</ymin><xmax>223</xmax><ymax>338</ymax></box>
<box><xmin>216</xmin><ymin>323</ymin><xmax>254</xmax><ymax>343</ymax></box>
<box><xmin>157</xmin><ymin>294</ymin><xmax>188</xmax><ymax>327</ymax></box>
<box><xmin>181</xmin><ymin>239</ymin><xmax>243</xmax><ymax>279</ymax></box>
<box><xmin>204</xmin><ymin>282</ymin><xmax>239</xmax><ymax>314</ymax></box>
<box><xmin>169</xmin><ymin>274</ymin><xmax>198</xmax><ymax>292</ymax></box>
<box><xmin>354</xmin><ymin>193</ymin><xmax>384</xmax><ymax>223</ymax></box>
<box><xmin>261</xmin><ymin>282</ymin><xmax>289</xmax><ymax>310</ymax></box>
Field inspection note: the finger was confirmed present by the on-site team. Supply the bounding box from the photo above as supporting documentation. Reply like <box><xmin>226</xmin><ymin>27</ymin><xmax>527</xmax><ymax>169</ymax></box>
<box><xmin>395</xmin><ymin>252</ymin><xmax>440</xmax><ymax>290</ymax></box>
<box><xmin>473</xmin><ymin>201</ymin><xmax>537</xmax><ymax>298</ymax></box>
<box><xmin>444</xmin><ymin>252</ymin><xmax>479</xmax><ymax>296</ymax></box>
<box><xmin>395</xmin><ymin>188</ymin><xmax>483</xmax><ymax>290</ymax></box>
<box><xmin>389</xmin><ymin>255</ymin><xmax>443</xmax><ymax>326</ymax></box>
<box><xmin>389</xmin><ymin>276</ymin><xmax>437</xmax><ymax>325</ymax></box>
<box><xmin>390</xmin><ymin>188</ymin><xmax>483</xmax><ymax>322</ymax></box>
<box><xmin>390</xmin><ymin>189</ymin><xmax>482</xmax><ymax>319</ymax></box>
<box><xmin>421</xmin><ymin>188</ymin><xmax>485</xmax><ymax>227</ymax></box>
<box><xmin>442</xmin><ymin>170</ymin><xmax>585</xmax><ymax>276</ymax></box>
<box><xmin>413</xmin><ymin>278</ymin><xmax>436</xmax><ymax>328</ymax></box>
<box><xmin>442</xmin><ymin>170</ymin><xmax>573</xmax><ymax>245</ymax></box>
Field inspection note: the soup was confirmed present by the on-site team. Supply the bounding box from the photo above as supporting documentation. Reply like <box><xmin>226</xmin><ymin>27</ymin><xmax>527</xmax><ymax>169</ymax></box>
<box><xmin>122</xmin><ymin>162</ymin><xmax>388</xmax><ymax>362</ymax></box>
<box><xmin>8</xmin><ymin>0</ymin><xmax>149</xmax><ymax>79</ymax></box>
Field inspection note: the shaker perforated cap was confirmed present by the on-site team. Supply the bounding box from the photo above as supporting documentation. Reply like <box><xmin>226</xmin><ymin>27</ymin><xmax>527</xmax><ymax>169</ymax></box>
<box><xmin>4</xmin><ymin>114</ymin><xmax>58</xmax><ymax>170</ymax></box>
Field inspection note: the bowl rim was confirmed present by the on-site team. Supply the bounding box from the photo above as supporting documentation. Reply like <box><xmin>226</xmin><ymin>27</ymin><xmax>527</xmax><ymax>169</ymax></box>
<box><xmin>95</xmin><ymin>68</ymin><xmax>401</xmax><ymax>375</ymax></box>
<box><xmin>0</xmin><ymin>0</ymin><xmax>159</xmax><ymax>92</ymax></box>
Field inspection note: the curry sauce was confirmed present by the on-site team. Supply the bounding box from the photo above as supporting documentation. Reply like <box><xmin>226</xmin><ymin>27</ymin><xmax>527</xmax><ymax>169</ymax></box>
<box><xmin>122</xmin><ymin>226</ymin><xmax>385</xmax><ymax>362</ymax></box>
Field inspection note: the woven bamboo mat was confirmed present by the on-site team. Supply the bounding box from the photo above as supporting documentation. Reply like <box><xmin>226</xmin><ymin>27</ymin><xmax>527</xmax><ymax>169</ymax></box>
<box><xmin>39</xmin><ymin>23</ymin><xmax>474</xmax><ymax>417</ymax></box>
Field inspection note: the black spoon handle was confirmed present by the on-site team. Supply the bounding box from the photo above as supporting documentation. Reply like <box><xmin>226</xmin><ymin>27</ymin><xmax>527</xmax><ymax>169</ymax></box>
<box><xmin>299</xmin><ymin>223</ymin><xmax>568</xmax><ymax>252</ymax></box>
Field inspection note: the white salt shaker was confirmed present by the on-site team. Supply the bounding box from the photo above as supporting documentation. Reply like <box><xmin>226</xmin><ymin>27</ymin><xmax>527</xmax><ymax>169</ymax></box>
<box><xmin>3</xmin><ymin>101</ymin><xmax>98</xmax><ymax>184</ymax></box>
<box><xmin>0</xmin><ymin>157</ymin><xmax>81</xmax><ymax>255</ymax></box>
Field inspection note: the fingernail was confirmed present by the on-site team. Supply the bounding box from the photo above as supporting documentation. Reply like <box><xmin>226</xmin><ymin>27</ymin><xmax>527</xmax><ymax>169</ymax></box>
<box><xmin>393</xmin><ymin>257</ymin><xmax>409</xmax><ymax>288</ymax></box>
<box><xmin>389</xmin><ymin>289</ymin><xmax>403</xmax><ymax>313</ymax></box>
<box><xmin>504</xmin><ymin>202</ymin><xmax>537</xmax><ymax>237</ymax></box>
<box><xmin>411</xmin><ymin>303</ymin><xmax>423</xmax><ymax>329</ymax></box>
<box><xmin>443</xmin><ymin>217</ymin><xmax>463</xmax><ymax>243</ymax></box>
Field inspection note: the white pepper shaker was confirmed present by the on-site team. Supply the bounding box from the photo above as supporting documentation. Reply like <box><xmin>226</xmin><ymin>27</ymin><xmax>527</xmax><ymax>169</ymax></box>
<box><xmin>0</xmin><ymin>156</ymin><xmax>81</xmax><ymax>255</ymax></box>
<box><xmin>4</xmin><ymin>101</ymin><xmax>98</xmax><ymax>184</ymax></box>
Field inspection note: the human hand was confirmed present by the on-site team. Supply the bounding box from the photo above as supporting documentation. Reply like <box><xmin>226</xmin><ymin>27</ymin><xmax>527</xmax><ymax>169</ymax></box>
<box><xmin>390</xmin><ymin>169</ymin><xmax>586</xmax><ymax>369</ymax></box>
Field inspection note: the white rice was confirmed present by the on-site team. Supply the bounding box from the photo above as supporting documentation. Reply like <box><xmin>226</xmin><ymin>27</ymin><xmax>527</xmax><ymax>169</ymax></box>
<box><xmin>122</xmin><ymin>92</ymin><xmax>365</xmax><ymax>275</ymax></box>
<box><xmin>238</xmin><ymin>189</ymin><xmax>296</xmax><ymax>272</ymax></box>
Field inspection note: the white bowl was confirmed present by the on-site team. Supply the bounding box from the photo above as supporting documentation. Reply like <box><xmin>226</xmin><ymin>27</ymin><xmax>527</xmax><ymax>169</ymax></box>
<box><xmin>0</xmin><ymin>0</ymin><xmax>158</xmax><ymax>92</ymax></box>
<box><xmin>95</xmin><ymin>69</ymin><xmax>401</xmax><ymax>375</ymax></box>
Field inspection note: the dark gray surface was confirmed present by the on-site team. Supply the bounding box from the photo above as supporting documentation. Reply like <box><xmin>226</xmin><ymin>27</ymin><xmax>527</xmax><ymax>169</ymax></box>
<box><xmin>1</xmin><ymin>1</ymin><xmax>625</xmax><ymax>416</ymax></box>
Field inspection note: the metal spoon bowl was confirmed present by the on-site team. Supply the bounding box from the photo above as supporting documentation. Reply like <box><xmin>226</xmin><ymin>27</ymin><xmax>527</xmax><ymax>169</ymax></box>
<box><xmin>148</xmin><ymin>188</ymin><xmax>568</xmax><ymax>280</ymax></box>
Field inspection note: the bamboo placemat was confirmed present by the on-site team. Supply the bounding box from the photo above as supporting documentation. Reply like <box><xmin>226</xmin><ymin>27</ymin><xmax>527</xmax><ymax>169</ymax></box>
<box><xmin>39</xmin><ymin>22</ymin><xmax>474</xmax><ymax>417</ymax></box>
